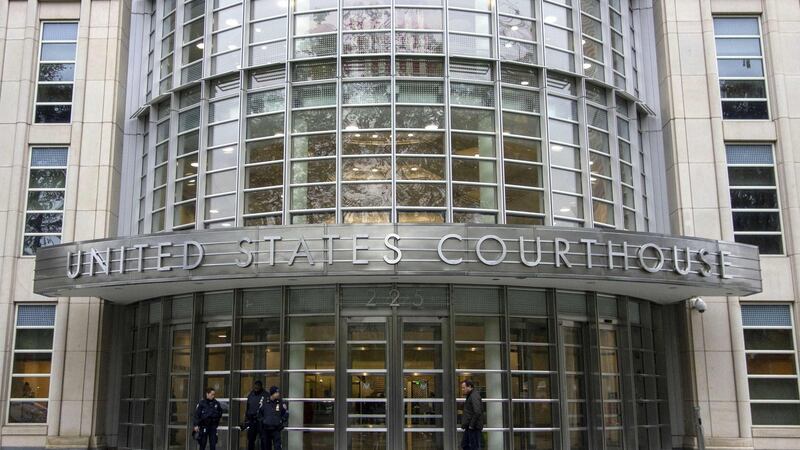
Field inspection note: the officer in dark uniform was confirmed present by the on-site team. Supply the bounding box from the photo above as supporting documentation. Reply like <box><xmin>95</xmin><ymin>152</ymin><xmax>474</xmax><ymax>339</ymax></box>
<box><xmin>257</xmin><ymin>386</ymin><xmax>289</xmax><ymax>450</ymax></box>
<box><xmin>242</xmin><ymin>381</ymin><xmax>266</xmax><ymax>450</ymax></box>
<box><xmin>193</xmin><ymin>388</ymin><xmax>225</xmax><ymax>450</ymax></box>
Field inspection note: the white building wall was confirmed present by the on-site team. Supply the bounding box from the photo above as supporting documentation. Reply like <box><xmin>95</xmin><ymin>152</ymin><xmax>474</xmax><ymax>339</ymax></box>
<box><xmin>656</xmin><ymin>0</ymin><xmax>800</xmax><ymax>448</ymax></box>
<box><xmin>0</xmin><ymin>0</ymin><xmax>129</xmax><ymax>448</ymax></box>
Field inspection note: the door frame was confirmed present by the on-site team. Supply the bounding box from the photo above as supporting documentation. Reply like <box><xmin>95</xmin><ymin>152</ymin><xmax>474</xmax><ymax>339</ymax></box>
<box><xmin>337</xmin><ymin>309</ymin><xmax>453</xmax><ymax>450</ymax></box>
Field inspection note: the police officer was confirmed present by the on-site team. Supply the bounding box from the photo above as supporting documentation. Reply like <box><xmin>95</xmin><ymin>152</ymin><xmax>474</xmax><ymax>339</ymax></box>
<box><xmin>258</xmin><ymin>386</ymin><xmax>288</xmax><ymax>450</ymax></box>
<box><xmin>193</xmin><ymin>388</ymin><xmax>224</xmax><ymax>450</ymax></box>
<box><xmin>243</xmin><ymin>381</ymin><xmax>266</xmax><ymax>450</ymax></box>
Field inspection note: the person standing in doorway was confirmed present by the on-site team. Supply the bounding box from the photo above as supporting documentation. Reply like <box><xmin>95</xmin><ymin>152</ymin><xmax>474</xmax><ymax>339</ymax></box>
<box><xmin>258</xmin><ymin>386</ymin><xmax>289</xmax><ymax>450</ymax></box>
<box><xmin>460</xmin><ymin>380</ymin><xmax>484</xmax><ymax>450</ymax></box>
<box><xmin>193</xmin><ymin>388</ymin><xmax>224</xmax><ymax>450</ymax></box>
<box><xmin>242</xmin><ymin>380</ymin><xmax>266</xmax><ymax>450</ymax></box>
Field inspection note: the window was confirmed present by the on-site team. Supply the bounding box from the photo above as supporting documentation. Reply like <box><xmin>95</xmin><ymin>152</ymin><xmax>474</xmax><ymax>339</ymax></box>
<box><xmin>8</xmin><ymin>305</ymin><xmax>56</xmax><ymax>424</ymax></box>
<box><xmin>742</xmin><ymin>304</ymin><xmax>800</xmax><ymax>426</ymax></box>
<box><xmin>23</xmin><ymin>147</ymin><xmax>68</xmax><ymax>256</ymax></box>
<box><xmin>713</xmin><ymin>17</ymin><xmax>768</xmax><ymax>119</ymax></box>
<box><xmin>35</xmin><ymin>22</ymin><xmax>78</xmax><ymax>123</ymax></box>
<box><xmin>725</xmin><ymin>144</ymin><xmax>783</xmax><ymax>254</ymax></box>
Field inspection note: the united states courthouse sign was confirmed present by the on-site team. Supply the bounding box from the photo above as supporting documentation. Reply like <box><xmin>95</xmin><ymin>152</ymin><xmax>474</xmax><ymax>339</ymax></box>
<box><xmin>33</xmin><ymin>224</ymin><xmax>761</xmax><ymax>303</ymax></box>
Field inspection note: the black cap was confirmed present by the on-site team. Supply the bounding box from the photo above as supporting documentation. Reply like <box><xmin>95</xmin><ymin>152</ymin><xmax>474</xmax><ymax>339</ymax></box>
<box><xmin>269</xmin><ymin>386</ymin><xmax>280</xmax><ymax>395</ymax></box>
<box><xmin>253</xmin><ymin>380</ymin><xmax>263</xmax><ymax>387</ymax></box>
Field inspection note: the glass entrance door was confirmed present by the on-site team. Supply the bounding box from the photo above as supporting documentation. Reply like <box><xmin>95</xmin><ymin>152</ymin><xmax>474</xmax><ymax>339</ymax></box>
<box><xmin>342</xmin><ymin>315</ymin><xmax>452</xmax><ymax>450</ymax></box>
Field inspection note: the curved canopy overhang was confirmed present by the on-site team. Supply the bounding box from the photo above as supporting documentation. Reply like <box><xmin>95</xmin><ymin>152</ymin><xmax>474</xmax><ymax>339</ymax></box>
<box><xmin>33</xmin><ymin>224</ymin><xmax>762</xmax><ymax>304</ymax></box>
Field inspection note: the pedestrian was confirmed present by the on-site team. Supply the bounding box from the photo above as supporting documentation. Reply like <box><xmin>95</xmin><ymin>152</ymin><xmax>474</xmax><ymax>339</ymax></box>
<box><xmin>258</xmin><ymin>385</ymin><xmax>289</xmax><ymax>450</ymax></box>
<box><xmin>460</xmin><ymin>380</ymin><xmax>483</xmax><ymax>450</ymax></box>
<box><xmin>242</xmin><ymin>380</ymin><xmax>266</xmax><ymax>450</ymax></box>
<box><xmin>193</xmin><ymin>388</ymin><xmax>224</xmax><ymax>450</ymax></box>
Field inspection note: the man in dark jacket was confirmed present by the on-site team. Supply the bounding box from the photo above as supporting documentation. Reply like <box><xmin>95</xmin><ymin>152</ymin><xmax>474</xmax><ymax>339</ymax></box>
<box><xmin>258</xmin><ymin>386</ymin><xmax>289</xmax><ymax>450</ymax></box>
<box><xmin>243</xmin><ymin>381</ymin><xmax>266</xmax><ymax>450</ymax></box>
<box><xmin>193</xmin><ymin>388</ymin><xmax>225</xmax><ymax>450</ymax></box>
<box><xmin>460</xmin><ymin>380</ymin><xmax>483</xmax><ymax>450</ymax></box>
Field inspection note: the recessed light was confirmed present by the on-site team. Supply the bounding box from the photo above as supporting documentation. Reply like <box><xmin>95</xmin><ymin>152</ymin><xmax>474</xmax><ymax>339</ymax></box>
<box><xmin>354</xmin><ymin>133</ymin><xmax>361</xmax><ymax>137</ymax></box>
<box><xmin>407</xmin><ymin>133</ymin><xmax>414</xmax><ymax>137</ymax></box>
<box><xmin>371</xmin><ymin>134</ymin><xmax>378</xmax><ymax>138</ymax></box>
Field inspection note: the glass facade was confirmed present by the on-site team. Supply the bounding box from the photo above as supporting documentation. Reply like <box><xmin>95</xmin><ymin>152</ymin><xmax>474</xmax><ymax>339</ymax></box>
<box><xmin>132</xmin><ymin>0</ymin><xmax>651</xmax><ymax>231</ymax></box>
<box><xmin>116</xmin><ymin>285</ymin><xmax>670</xmax><ymax>450</ymax></box>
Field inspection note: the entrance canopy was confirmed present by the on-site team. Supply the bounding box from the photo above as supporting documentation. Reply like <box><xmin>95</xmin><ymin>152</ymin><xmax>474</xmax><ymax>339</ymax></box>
<box><xmin>32</xmin><ymin>224</ymin><xmax>762</xmax><ymax>303</ymax></box>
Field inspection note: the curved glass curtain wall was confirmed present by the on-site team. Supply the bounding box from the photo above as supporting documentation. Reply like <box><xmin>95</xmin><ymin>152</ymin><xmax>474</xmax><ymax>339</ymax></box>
<box><xmin>116</xmin><ymin>286</ymin><xmax>670</xmax><ymax>450</ymax></box>
<box><xmin>134</xmin><ymin>0</ymin><xmax>651</xmax><ymax>232</ymax></box>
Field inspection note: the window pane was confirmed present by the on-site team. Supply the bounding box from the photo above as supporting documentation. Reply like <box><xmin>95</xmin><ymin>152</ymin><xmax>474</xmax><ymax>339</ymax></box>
<box><xmin>751</xmin><ymin>403</ymin><xmax>800</xmax><ymax>426</ymax></box>
<box><xmin>746</xmin><ymin>354</ymin><xmax>796</xmax><ymax>375</ymax></box>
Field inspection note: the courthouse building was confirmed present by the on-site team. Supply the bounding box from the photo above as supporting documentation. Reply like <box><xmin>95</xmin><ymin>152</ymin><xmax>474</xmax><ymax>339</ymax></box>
<box><xmin>1</xmin><ymin>0</ymin><xmax>799</xmax><ymax>448</ymax></box>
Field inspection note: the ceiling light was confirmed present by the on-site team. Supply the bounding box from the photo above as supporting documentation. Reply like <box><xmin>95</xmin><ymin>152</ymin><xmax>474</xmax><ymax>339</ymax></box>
<box><xmin>425</xmin><ymin>124</ymin><xmax>438</xmax><ymax>130</ymax></box>
<box><xmin>371</xmin><ymin>168</ymin><xmax>378</xmax><ymax>172</ymax></box>
<box><xmin>407</xmin><ymin>133</ymin><xmax>414</xmax><ymax>137</ymax></box>
<box><xmin>227</xmin><ymin>44</ymin><xmax>237</xmax><ymax>50</ymax></box>
<box><xmin>581</xmin><ymin>39</ymin><xmax>586</xmax><ymax>45</ymax></box>
<box><xmin>474</xmin><ymin>153</ymin><xmax>480</xmax><ymax>157</ymax></box>
<box><xmin>225</xmin><ymin>18</ymin><xmax>240</xmax><ymax>27</ymax></box>
<box><xmin>221</xmin><ymin>223</ymin><xmax>232</xmax><ymax>227</ymax></box>
<box><xmin>560</xmin><ymin>207</ymin><xmax>571</xmax><ymax>212</ymax></box>
<box><xmin>354</xmin><ymin>133</ymin><xmax>361</xmax><ymax>137</ymax></box>
<box><xmin>222</xmin><ymin>147</ymin><xmax>234</xmax><ymax>153</ymax></box>
<box><xmin>190</xmin><ymin>162</ymin><xmax>199</xmax><ymax>167</ymax></box>
<box><xmin>583</xmin><ymin>62</ymin><xmax>593</xmax><ymax>70</ymax></box>
<box><xmin>410</xmin><ymin>167</ymin><xmax>418</xmax><ymax>171</ymax></box>
<box><xmin>346</xmin><ymin>125</ymin><xmax>359</xmax><ymax>131</ymax></box>
<box><xmin>218</xmin><ymin>334</ymin><xmax>227</xmax><ymax>338</ymax></box>
<box><xmin>196</xmin><ymin>42</ymin><xmax>205</xmax><ymax>49</ymax></box>
<box><xmin>511</xmin><ymin>25</ymin><xmax>519</xmax><ymax>31</ymax></box>
<box><xmin>552</xmin><ymin>145</ymin><xmax>563</xmax><ymax>151</ymax></box>
<box><xmin>209</xmin><ymin>209</ymin><xmax>219</xmax><ymax>214</ymax></box>
<box><xmin>371</xmin><ymin>134</ymin><xmax>378</xmax><ymax>138</ymax></box>
<box><xmin>260</xmin><ymin>45</ymin><xmax>267</xmax><ymax>50</ymax></box>
<box><xmin>544</xmin><ymin>15</ymin><xmax>557</xmax><ymax>24</ymax></box>
<box><xmin>255</xmin><ymin>27</ymin><xmax>262</xmax><ymax>33</ymax></box>
<box><xmin>521</xmin><ymin>80</ymin><xmax>529</xmax><ymax>86</ymax></box>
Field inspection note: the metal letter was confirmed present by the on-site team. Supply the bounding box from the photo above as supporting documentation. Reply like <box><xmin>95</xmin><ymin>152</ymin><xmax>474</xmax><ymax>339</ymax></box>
<box><xmin>383</xmin><ymin>233</ymin><xmax>402</xmax><ymax>265</ymax></box>
<box><xmin>156</xmin><ymin>243</ymin><xmax>173</xmax><ymax>272</ymax></box>
<box><xmin>607</xmin><ymin>241</ymin><xmax>629</xmax><ymax>270</ymax></box>
<box><xmin>437</xmin><ymin>234</ymin><xmax>463</xmax><ymax>265</ymax></box>
<box><xmin>637</xmin><ymin>243</ymin><xmax>665</xmax><ymax>273</ymax></box>
<box><xmin>89</xmin><ymin>248</ymin><xmax>110</xmax><ymax>276</ymax></box>
<box><xmin>322</xmin><ymin>235</ymin><xmax>340</xmax><ymax>265</ymax></box>
<box><xmin>696</xmin><ymin>248</ymin><xmax>713</xmax><ymax>277</ymax></box>
<box><xmin>554</xmin><ymin>238</ymin><xmax>572</xmax><ymax>268</ymax></box>
<box><xmin>263</xmin><ymin>236</ymin><xmax>281</xmax><ymax>266</ymax></box>
<box><xmin>352</xmin><ymin>234</ymin><xmax>369</xmax><ymax>265</ymax></box>
<box><xmin>182</xmin><ymin>241</ymin><xmax>204</xmax><ymax>270</ymax></box>
<box><xmin>118</xmin><ymin>246</ymin><xmax>126</xmax><ymax>274</ymax></box>
<box><xmin>133</xmin><ymin>244</ymin><xmax>148</xmax><ymax>272</ymax></box>
<box><xmin>476</xmin><ymin>235</ymin><xmax>507</xmax><ymax>266</ymax></box>
<box><xmin>580</xmin><ymin>239</ymin><xmax>597</xmax><ymax>269</ymax></box>
<box><xmin>719</xmin><ymin>250</ymin><xmax>733</xmax><ymax>279</ymax></box>
<box><xmin>519</xmin><ymin>237</ymin><xmax>542</xmax><ymax>267</ymax></box>
<box><xmin>289</xmin><ymin>237</ymin><xmax>315</xmax><ymax>266</ymax></box>
<box><xmin>236</xmin><ymin>238</ymin><xmax>254</xmax><ymax>268</ymax></box>
<box><xmin>673</xmin><ymin>246</ymin><xmax>691</xmax><ymax>275</ymax></box>
<box><xmin>66</xmin><ymin>251</ymin><xmax>82</xmax><ymax>279</ymax></box>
